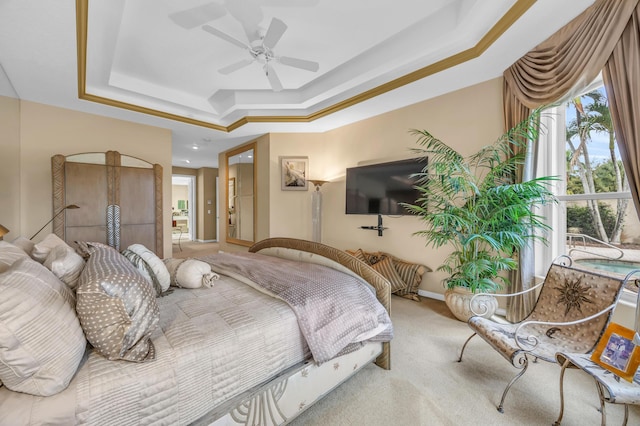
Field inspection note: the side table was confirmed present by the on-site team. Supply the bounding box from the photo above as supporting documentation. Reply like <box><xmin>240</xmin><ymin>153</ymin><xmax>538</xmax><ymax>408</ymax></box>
<box><xmin>554</xmin><ymin>352</ymin><xmax>640</xmax><ymax>425</ymax></box>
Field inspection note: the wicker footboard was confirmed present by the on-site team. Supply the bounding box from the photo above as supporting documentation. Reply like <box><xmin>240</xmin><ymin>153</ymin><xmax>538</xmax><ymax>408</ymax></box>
<box><xmin>249</xmin><ymin>237</ymin><xmax>392</xmax><ymax>370</ymax></box>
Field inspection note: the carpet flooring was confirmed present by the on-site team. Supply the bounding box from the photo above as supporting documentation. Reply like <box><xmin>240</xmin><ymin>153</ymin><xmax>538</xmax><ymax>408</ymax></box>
<box><xmin>172</xmin><ymin>241</ymin><xmax>640</xmax><ymax>425</ymax></box>
<box><xmin>289</xmin><ymin>296</ymin><xmax>640</xmax><ymax>426</ymax></box>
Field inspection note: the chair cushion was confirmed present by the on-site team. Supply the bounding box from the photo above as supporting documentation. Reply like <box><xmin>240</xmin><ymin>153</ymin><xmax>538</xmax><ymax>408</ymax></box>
<box><xmin>76</xmin><ymin>242</ymin><xmax>159</xmax><ymax>362</ymax></box>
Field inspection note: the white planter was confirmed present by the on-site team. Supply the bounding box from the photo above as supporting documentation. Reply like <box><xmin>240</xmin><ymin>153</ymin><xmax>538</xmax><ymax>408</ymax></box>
<box><xmin>444</xmin><ymin>287</ymin><xmax>498</xmax><ymax>322</ymax></box>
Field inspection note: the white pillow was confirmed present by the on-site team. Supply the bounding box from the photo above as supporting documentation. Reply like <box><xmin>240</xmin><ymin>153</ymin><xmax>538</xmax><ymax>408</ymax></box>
<box><xmin>127</xmin><ymin>244</ymin><xmax>170</xmax><ymax>292</ymax></box>
<box><xmin>164</xmin><ymin>258</ymin><xmax>218</xmax><ymax>289</ymax></box>
<box><xmin>31</xmin><ymin>233</ymin><xmax>70</xmax><ymax>263</ymax></box>
<box><xmin>0</xmin><ymin>241</ymin><xmax>29</xmax><ymax>273</ymax></box>
<box><xmin>0</xmin><ymin>257</ymin><xmax>86</xmax><ymax>396</ymax></box>
<box><xmin>44</xmin><ymin>244</ymin><xmax>85</xmax><ymax>290</ymax></box>
<box><xmin>10</xmin><ymin>236</ymin><xmax>35</xmax><ymax>257</ymax></box>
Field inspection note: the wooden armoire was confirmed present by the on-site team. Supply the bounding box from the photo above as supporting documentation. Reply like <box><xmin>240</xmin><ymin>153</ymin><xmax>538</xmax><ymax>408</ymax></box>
<box><xmin>52</xmin><ymin>151</ymin><xmax>163</xmax><ymax>256</ymax></box>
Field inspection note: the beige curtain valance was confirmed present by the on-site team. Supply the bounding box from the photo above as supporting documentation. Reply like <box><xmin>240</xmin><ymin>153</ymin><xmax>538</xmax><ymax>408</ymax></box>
<box><xmin>504</xmin><ymin>0</ymin><xmax>639</xmax><ymax>114</ymax></box>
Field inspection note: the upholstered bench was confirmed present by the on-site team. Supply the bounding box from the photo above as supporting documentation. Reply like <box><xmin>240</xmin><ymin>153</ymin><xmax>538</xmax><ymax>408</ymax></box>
<box><xmin>346</xmin><ymin>249</ymin><xmax>430</xmax><ymax>301</ymax></box>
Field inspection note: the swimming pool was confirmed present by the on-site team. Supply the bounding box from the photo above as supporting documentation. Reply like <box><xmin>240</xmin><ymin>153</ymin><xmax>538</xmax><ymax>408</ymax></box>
<box><xmin>575</xmin><ymin>258</ymin><xmax>640</xmax><ymax>275</ymax></box>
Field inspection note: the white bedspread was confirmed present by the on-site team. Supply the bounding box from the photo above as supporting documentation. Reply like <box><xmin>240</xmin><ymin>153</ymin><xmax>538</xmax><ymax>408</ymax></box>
<box><xmin>0</xmin><ymin>276</ymin><xmax>309</xmax><ymax>425</ymax></box>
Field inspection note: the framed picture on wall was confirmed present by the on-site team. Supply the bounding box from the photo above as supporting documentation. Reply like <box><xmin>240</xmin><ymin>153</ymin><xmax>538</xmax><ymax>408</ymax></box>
<box><xmin>280</xmin><ymin>156</ymin><xmax>309</xmax><ymax>191</ymax></box>
<box><xmin>590</xmin><ymin>322</ymin><xmax>640</xmax><ymax>382</ymax></box>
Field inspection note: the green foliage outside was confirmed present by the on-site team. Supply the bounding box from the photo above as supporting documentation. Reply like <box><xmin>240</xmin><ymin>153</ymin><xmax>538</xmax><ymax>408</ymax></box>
<box><xmin>566</xmin><ymin>203</ymin><xmax>617</xmax><ymax>239</ymax></box>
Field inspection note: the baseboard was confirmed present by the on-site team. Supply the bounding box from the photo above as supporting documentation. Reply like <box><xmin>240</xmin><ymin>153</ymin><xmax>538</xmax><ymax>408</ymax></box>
<box><xmin>418</xmin><ymin>289</ymin><xmax>444</xmax><ymax>301</ymax></box>
<box><xmin>417</xmin><ymin>289</ymin><xmax>507</xmax><ymax>316</ymax></box>
<box><xmin>194</xmin><ymin>239</ymin><xmax>218</xmax><ymax>243</ymax></box>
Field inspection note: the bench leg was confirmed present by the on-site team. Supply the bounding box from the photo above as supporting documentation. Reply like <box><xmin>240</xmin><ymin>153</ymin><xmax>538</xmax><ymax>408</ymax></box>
<box><xmin>497</xmin><ymin>355</ymin><xmax>529</xmax><ymax>413</ymax></box>
<box><xmin>554</xmin><ymin>359</ymin><xmax>571</xmax><ymax>425</ymax></box>
<box><xmin>457</xmin><ymin>333</ymin><xmax>476</xmax><ymax>362</ymax></box>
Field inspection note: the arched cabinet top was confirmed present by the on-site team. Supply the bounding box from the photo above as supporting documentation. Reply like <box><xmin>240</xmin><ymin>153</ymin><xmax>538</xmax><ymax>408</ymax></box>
<box><xmin>51</xmin><ymin>150</ymin><xmax>163</xmax><ymax>255</ymax></box>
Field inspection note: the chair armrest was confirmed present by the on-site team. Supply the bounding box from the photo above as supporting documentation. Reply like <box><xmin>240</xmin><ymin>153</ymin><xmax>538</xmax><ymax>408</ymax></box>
<box><xmin>513</xmin><ymin>303</ymin><xmax>617</xmax><ymax>351</ymax></box>
<box><xmin>469</xmin><ymin>281</ymin><xmax>545</xmax><ymax>317</ymax></box>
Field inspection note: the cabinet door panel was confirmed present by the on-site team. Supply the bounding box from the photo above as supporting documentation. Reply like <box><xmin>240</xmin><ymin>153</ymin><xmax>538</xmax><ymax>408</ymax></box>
<box><xmin>119</xmin><ymin>167</ymin><xmax>155</xmax><ymax>225</ymax></box>
<box><xmin>65</xmin><ymin>163</ymin><xmax>108</xmax><ymax>227</ymax></box>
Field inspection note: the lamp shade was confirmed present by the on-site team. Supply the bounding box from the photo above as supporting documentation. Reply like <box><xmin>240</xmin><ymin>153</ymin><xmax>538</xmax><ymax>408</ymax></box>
<box><xmin>0</xmin><ymin>224</ymin><xmax>9</xmax><ymax>240</ymax></box>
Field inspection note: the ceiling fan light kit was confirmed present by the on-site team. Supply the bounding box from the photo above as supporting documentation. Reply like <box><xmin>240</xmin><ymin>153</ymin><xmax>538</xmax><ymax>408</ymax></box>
<box><xmin>202</xmin><ymin>17</ymin><xmax>319</xmax><ymax>92</ymax></box>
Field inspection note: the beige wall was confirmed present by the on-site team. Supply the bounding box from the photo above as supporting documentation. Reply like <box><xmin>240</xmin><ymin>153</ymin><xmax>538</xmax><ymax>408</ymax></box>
<box><xmin>16</xmin><ymin>100</ymin><xmax>173</xmax><ymax>257</ymax></box>
<box><xmin>261</xmin><ymin>79</ymin><xmax>504</xmax><ymax>297</ymax></box>
<box><xmin>0</xmin><ymin>96</ymin><xmax>21</xmax><ymax>239</ymax></box>
<box><xmin>197</xmin><ymin>167</ymin><xmax>217</xmax><ymax>241</ymax></box>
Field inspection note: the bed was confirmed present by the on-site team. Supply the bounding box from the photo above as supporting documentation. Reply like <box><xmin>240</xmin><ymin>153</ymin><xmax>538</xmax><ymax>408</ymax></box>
<box><xmin>0</xmin><ymin>237</ymin><xmax>392</xmax><ymax>425</ymax></box>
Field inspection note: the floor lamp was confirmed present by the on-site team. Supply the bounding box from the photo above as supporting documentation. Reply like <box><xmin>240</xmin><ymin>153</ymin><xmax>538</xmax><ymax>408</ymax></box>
<box><xmin>30</xmin><ymin>204</ymin><xmax>80</xmax><ymax>240</ymax></box>
<box><xmin>309</xmin><ymin>180</ymin><xmax>328</xmax><ymax>243</ymax></box>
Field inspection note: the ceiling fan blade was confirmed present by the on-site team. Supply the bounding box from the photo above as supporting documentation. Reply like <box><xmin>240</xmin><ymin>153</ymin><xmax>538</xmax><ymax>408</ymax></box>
<box><xmin>262</xmin><ymin>18</ymin><xmax>287</xmax><ymax>49</ymax></box>
<box><xmin>169</xmin><ymin>3</ymin><xmax>226</xmax><ymax>29</ymax></box>
<box><xmin>264</xmin><ymin>64</ymin><xmax>283</xmax><ymax>92</ymax></box>
<box><xmin>218</xmin><ymin>59</ymin><xmax>254</xmax><ymax>75</ymax></box>
<box><xmin>278</xmin><ymin>56</ymin><xmax>319</xmax><ymax>72</ymax></box>
<box><xmin>202</xmin><ymin>25</ymin><xmax>249</xmax><ymax>50</ymax></box>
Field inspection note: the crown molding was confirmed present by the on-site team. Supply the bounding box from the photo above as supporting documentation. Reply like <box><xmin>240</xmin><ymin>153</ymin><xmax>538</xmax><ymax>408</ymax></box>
<box><xmin>76</xmin><ymin>0</ymin><xmax>535</xmax><ymax>133</ymax></box>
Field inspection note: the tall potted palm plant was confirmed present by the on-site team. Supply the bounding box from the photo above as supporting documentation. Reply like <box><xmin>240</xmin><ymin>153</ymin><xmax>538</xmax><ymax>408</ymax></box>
<box><xmin>403</xmin><ymin>110</ymin><xmax>556</xmax><ymax>321</ymax></box>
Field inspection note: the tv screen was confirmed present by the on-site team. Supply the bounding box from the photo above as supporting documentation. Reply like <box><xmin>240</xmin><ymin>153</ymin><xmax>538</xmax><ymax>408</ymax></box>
<box><xmin>345</xmin><ymin>158</ymin><xmax>424</xmax><ymax>215</ymax></box>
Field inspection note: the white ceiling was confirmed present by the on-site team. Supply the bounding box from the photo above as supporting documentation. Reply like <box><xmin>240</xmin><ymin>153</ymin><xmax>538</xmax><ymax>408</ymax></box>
<box><xmin>0</xmin><ymin>0</ymin><xmax>595</xmax><ymax>169</ymax></box>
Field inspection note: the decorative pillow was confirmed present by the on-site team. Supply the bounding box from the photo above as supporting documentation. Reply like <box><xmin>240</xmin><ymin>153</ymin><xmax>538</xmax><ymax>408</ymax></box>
<box><xmin>0</xmin><ymin>257</ymin><xmax>86</xmax><ymax>396</ymax></box>
<box><xmin>76</xmin><ymin>242</ymin><xmax>159</xmax><ymax>362</ymax></box>
<box><xmin>164</xmin><ymin>257</ymin><xmax>218</xmax><ymax>289</ymax></box>
<box><xmin>348</xmin><ymin>248</ymin><xmax>369</xmax><ymax>264</ymax></box>
<box><xmin>389</xmin><ymin>257</ymin><xmax>427</xmax><ymax>301</ymax></box>
<box><xmin>43</xmin><ymin>244</ymin><xmax>85</xmax><ymax>290</ymax></box>
<box><xmin>10</xmin><ymin>236</ymin><xmax>35</xmax><ymax>257</ymax></box>
<box><xmin>31</xmin><ymin>233</ymin><xmax>69</xmax><ymax>263</ymax></box>
<box><xmin>370</xmin><ymin>256</ymin><xmax>408</xmax><ymax>293</ymax></box>
<box><xmin>120</xmin><ymin>248</ymin><xmax>164</xmax><ymax>296</ymax></box>
<box><xmin>0</xmin><ymin>241</ymin><xmax>29</xmax><ymax>273</ymax></box>
<box><xmin>126</xmin><ymin>244</ymin><xmax>171</xmax><ymax>292</ymax></box>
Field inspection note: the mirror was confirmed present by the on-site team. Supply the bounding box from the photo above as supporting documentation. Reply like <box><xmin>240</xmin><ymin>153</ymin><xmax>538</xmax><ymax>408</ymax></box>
<box><xmin>226</xmin><ymin>143</ymin><xmax>256</xmax><ymax>246</ymax></box>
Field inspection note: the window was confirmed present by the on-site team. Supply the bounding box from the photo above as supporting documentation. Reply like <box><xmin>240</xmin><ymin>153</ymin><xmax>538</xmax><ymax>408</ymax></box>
<box><xmin>536</xmin><ymin>80</ymin><xmax>639</xmax><ymax>296</ymax></box>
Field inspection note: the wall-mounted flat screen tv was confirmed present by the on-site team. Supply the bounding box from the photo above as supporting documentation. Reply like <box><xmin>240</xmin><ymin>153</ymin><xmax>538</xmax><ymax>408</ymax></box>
<box><xmin>345</xmin><ymin>158</ymin><xmax>425</xmax><ymax>215</ymax></box>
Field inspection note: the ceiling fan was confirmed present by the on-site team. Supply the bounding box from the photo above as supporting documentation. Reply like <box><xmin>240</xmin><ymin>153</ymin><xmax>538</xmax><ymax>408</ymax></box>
<box><xmin>202</xmin><ymin>17</ymin><xmax>319</xmax><ymax>92</ymax></box>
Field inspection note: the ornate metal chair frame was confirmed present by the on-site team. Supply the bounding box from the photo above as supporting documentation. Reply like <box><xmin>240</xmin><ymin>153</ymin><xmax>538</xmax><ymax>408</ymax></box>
<box><xmin>457</xmin><ymin>255</ymin><xmax>635</xmax><ymax>413</ymax></box>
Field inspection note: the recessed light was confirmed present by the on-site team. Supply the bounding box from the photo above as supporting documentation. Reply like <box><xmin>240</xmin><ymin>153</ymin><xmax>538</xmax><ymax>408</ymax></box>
<box><xmin>185</xmin><ymin>160</ymin><xmax>191</xmax><ymax>164</ymax></box>
<box><xmin>192</xmin><ymin>146</ymin><xmax>199</xmax><ymax>150</ymax></box>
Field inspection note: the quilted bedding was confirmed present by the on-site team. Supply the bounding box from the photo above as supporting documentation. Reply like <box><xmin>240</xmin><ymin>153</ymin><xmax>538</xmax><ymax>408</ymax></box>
<box><xmin>200</xmin><ymin>252</ymin><xmax>394</xmax><ymax>363</ymax></box>
<box><xmin>0</xmin><ymin>275</ymin><xmax>309</xmax><ymax>425</ymax></box>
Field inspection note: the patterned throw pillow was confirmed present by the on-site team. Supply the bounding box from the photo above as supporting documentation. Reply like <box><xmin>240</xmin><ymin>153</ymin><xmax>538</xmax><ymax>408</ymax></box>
<box><xmin>392</xmin><ymin>259</ymin><xmax>427</xmax><ymax>301</ymax></box>
<box><xmin>76</xmin><ymin>242</ymin><xmax>159</xmax><ymax>362</ymax></box>
<box><xmin>0</xmin><ymin>258</ymin><xmax>86</xmax><ymax>396</ymax></box>
<box><xmin>370</xmin><ymin>256</ymin><xmax>408</xmax><ymax>293</ymax></box>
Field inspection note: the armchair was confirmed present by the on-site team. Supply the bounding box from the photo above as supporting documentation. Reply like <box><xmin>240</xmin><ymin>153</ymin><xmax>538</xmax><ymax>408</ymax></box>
<box><xmin>457</xmin><ymin>255</ymin><xmax>634</xmax><ymax>413</ymax></box>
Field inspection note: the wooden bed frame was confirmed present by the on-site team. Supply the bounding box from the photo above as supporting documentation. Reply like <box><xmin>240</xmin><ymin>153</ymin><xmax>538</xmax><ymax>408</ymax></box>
<box><xmin>194</xmin><ymin>237</ymin><xmax>392</xmax><ymax>425</ymax></box>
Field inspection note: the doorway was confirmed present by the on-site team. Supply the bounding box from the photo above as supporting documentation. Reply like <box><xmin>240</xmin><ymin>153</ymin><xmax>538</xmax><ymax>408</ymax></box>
<box><xmin>171</xmin><ymin>175</ymin><xmax>195</xmax><ymax>241</ymax></box>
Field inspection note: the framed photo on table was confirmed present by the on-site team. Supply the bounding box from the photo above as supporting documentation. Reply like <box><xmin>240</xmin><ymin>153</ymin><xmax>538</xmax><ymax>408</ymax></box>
<box><xmin>280</xmin><ymin>156</ymin><xmax>308</xmax><ymax>191</ymax></box>
<box><xmin>590</xmin><ymin>322</ymin><xmax>640</xmax><ymax>382</ymax></box>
